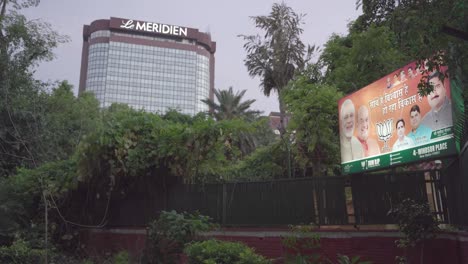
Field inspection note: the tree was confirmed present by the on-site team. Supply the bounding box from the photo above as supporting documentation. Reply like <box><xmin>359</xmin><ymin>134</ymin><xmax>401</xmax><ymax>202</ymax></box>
<box><xmin>201</xmin><ymin>86</ymin><xmax>261</xmax><ymax>121</ymax></box>
<box><xmin>202</xmin><ymin>87</ymin><xmax>272</xmax><ymax>158</ymax></box>
<box><xmin>240</xmin><ymin>2</ymin><xmax>314</xmax><ymax>136</ymax></box>
<box><xmin>356</xmin><ymin>0</ymin><xmax>468</xmax><ymax>79</ymax></box>
<box><xmin>283</xmin><ymin>72</ymin><xmax>343</xmax><ymax>176</ymax></box>
<box><xmin>0</xmin><ymin>159</ymin><xmax>78</xmax><ymax>244</ymax></box>
<box><xmin>356</xmin><ymin>0</ymin><xmax>468</xmax><ymax>146</ymax></box>
<box><xmin>221</xmin><ymin>142</ymin><xmax>287</xmax><ymax>181</ymax></box>
<box><xmin>0</xmin><ymin>0</ymin><xmax>69</xmax><ymax>177</ymax></box>
<box><xmin>0</xmin><ymin>80</ymin><xmax>100</xmax><ymax>177</ymax></box>
<box><xmin>38</xmin><ymin>82</ymin><xmax>100</xmax><ymax>162</ymax></box>
<box><xmin>320</xmin><ymin>24</ymin><xmax>408</xmax><ymax>94</ymax></box>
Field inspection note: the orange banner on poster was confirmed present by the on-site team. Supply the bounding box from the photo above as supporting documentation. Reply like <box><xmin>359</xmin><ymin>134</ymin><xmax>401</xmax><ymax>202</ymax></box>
<box><xmin>338</xmin><ymin>61</ymin><xmax>453</xmax><ymax>166</ymax></box>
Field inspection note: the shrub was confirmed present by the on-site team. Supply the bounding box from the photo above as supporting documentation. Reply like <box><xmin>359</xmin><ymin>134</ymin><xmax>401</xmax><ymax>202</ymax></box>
<box><xmin>337</xmin><ymin>254</ymin><xmax>372</xmax><ymax>264</ymax></box>
<box><xmin>113</xmin><ymin>250</ymin><xmax>130</xmax><ymax>264</ymax></box>
<box><xmin>281</xmin><ymin>224</ymin><xmax>322</xmax><ymax>264</ymax></box>
<box><xmin>390</xmin><ymin>198</ymin><xmax>439</xmax><ymax>247</ymax></box>
<box><xmin>389</xmin><ymin>198</ymin><xmax>439</xmax><ymax>264</ymax></box>
<box><xmin>281</xmin><ymin>225</ymin><xmax>372</xmax><ymax>264</ymax></box>
<box><xmin>143</xmin><ymin>210</ymin><xmax>214</xmax><ymax>264</ymax></box>
<box><xmin>0</xmin><ymin>238</ymin><xmax>45</xmax><ymax>264</ymax></box>
<box><xmin>185</xmin><ymin>239</ymin><xmax>270</xmax><ymax>264</ymax></box>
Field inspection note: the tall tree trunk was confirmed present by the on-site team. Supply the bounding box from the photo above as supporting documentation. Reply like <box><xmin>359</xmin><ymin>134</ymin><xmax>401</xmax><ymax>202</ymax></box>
<box><xmin>278</xmin><ymin>90</ymin><xmax>292</xmax><ymax>178</ymax></box>
<box><xmin>420</xmin><ymin>241</ymin><xmax>425</xmax><ymax>264</ymax></box>
<box><xmin>0</xmin><ymin>0</ymin><xmax>8</xmax><ymax>19</ymax></box>
<box><xmin>278</xmin><ymin>90</ymin><xmax>287</xmax><ymax>137</ymax></box>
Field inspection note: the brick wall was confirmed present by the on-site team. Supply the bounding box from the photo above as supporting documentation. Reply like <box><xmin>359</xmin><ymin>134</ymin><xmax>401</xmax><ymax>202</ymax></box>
<box><xmin>80</xmin><ymin>227</ymin><xmax>468</xmax><ymax>263</ymax></box>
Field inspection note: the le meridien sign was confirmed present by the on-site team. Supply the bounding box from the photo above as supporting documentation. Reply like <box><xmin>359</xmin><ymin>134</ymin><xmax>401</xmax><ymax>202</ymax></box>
<box><xmin>338</xmin><ymin>61</ymin><xmax>457</xmax><ymax>174</ymax></box>
<box><xmin>120</xmin><ymin>19</ymin><xmax>188</xmax><ymax>37</ymax></box>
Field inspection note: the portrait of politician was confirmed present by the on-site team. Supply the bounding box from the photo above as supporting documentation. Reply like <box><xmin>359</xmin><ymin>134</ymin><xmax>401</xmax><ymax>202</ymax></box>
<box><xmin>407</xmin><ymin>105</ymin><xmax>432</xmax><ymax>145</ymax></box>
<box><xmin>421</xmin><ymin>71</ymin><xmax>452</xmax><ymax>131</ymax></box>
<box><xmin>399</xmin><ymin>70</ymin><xmax>407</xmax><ymax>83</ymax></box>
<box><xmin>340</xmin><ymin>99</ymin><xmax>364</xmax><ymax>163</ymax></box>
<box><xmin>392</xmin><ymin>118</ymin><xmax>415</xmax><ymax>151</ymax></box>
<box><xmin>407</xmin><ymin>67</ymin><xmax>416</xmax><ymax>79</ymax></box>
<box><xmin>357</xmin><ymin>105</ymin><xmax>381</xmax><ymax>157</ymax></box>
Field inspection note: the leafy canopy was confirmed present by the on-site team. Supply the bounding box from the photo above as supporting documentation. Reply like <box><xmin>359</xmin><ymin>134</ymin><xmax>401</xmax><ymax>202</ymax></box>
<box><xmin>0</xmin><ymin>0</ymin><xmax>72</xmax><ymax>177</ymax></box>
<box><xmin>240</xmin><ymin>2</ymin><xmax>314</xmax><ymax>135</ymax></box>
<box><xmin>320</xmin><ymin>24</ymin><xmax>408</xmax><ymax>94</ymax></box>
<box><xmin>356</xmin><ymin>0</ymin><xmax>468</xmax><ymax>94</ymax></box>
<box><xmin>355</xmin><ymin>0</ymin><xmax>468</xmax><ymax>144</ymax></box>
<box><xmin>76</xmin><ymin>106</ymin><xmax>261</xmax><ymax>186</ymax></box>
<box><xmin>284</xmin><ymin>72</ymin><xmax>344</xmax><ymax>175</ymax></box>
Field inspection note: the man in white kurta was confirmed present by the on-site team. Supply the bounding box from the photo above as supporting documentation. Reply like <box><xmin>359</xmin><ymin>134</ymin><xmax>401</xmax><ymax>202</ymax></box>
<box><xmin>393</xmin><ymin>119</ymin><xmax>415</xmax><ymax>151</ymax></box>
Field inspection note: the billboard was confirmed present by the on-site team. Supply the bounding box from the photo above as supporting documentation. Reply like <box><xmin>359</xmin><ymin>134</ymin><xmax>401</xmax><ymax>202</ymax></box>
<box><xmin>339</xmin><ymin>62</ymin><xmax>457</xmax><ymax>174</ymax></box>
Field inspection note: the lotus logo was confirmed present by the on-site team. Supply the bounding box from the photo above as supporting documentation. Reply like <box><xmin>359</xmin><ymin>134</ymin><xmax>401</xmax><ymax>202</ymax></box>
<box><xmin>344</xmin><ymin>164</ymin><xmax>352</xmax><ymax>172</ymax></box>
<box><xmin>121</xmin><ymin>20</ymin><xmax>135</xmax><ymax>29</ymax></box>
<box><xmin>376</xmin><ymin>118</ymin><xmax>393</xmax><ymax>152</ymax></box>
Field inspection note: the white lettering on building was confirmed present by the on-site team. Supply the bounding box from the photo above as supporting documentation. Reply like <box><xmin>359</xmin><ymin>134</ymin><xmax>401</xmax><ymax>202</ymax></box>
<box><xmin>135</xmin><ymin>21</ymin><xmax>146</xmax><ymax>31</ymax></box>
<box><xmin>120</xmin><ymin>19</ymin><xmax>188</xmax><ymax>37</ymax></box>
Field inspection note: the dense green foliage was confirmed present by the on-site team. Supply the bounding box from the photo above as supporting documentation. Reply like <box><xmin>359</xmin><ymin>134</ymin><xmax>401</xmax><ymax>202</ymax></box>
<box><xmin>357</xmin><ymin>0</ymin><xmax>467</xmax><ymax>68</ymax></box>
<box><xmin>185</xmin><ymin>239</ymin><xmax>270</xmax><ymax>264</ymax></box>
<box><xmin>356</xmin><ymin>0</ymin><xmax>468</xmax><ymax>145</ymax></box>
<box><xmin>391</xmin><ymin>199</ymin><xmax>439</xmax><ymax>246</ymax></box>
<box><xmin>221</xmin><ymin>143</ymin><xmax>286</xmax><ymax>181</ymax></box>
<box><xmin>0</xmin><ymin>236</ymin><xmax>87</xmax><ymax>264</ymax></box>
<box><xmin>284</xmin><ymin>75</ymin><xmax>344</xmax><ymax>175</ymax></box>
<box><xmin>282</xmin><ymin>225</ymin><xmax>322</xmax><ymax>264</ymax></box>
<box><xmin>0</xmin><ymin>238</ymin><xmax>45</xmax><ymax>264</ymax></box>
<box><xmin>281</xmin><ymin>225</ymin><xmax>373</xmax><ymax>264</ymax></box>
<box><xmin>112</xmin><ymin>251</ymin><xmax>131</xmax><ymax>264</ymax></box>
<box><xmin>75</xmin><ymin>106</ymin><xmax>271</xmax><ymax>186</ymax></box>
<box><xmin>144</xmin><ymin>211</ymin><xmax>214</xmax><ymax>264</ymax></box>
<box><xmin>1</xmin><ymin>0</ymin><xmax>465</xmax><ymax>262</ymax></box>
<box><xmin>0</xmin><ymin>158</ymin><xmax>77</xmax><ymax>243</ymax></box>
<box><xmin>0</xmin><ymin>81</ymin><xmax>99</xmax><ymax>177</ymax></box>
<box><xmin>320</xmin><ymin>24</ymin><xmax>408</xmax><ymax>94</ymax></box>
<box><xmin>39</xmin><ymin>82</ymin><xmax>100</xmax><ymax>161</ymax></box>
<box><xmin>203</xmin><ymin>86</ymin><xmax>276</xmax><ymax>157</ymax></box>
<box><xmin>390</xmin><ymin>198</ymin><xmax>439</xmax><ymax>264</ymax></box>
<box><xmin>0</xmin><ymin>0</ymin><xmax>71</xmax><ymax>177</ymax></box>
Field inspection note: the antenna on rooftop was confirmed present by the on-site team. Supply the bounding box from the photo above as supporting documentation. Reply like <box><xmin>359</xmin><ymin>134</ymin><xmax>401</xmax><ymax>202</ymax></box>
<box><xmin>205</xmin><ymin>25</ymin><xmax>211</xmax><ymax>36</ymax></box>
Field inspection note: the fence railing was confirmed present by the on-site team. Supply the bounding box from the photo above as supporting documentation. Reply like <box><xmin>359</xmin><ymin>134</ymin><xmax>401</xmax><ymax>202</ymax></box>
<box><xmin>77</xmin><ymin>167</ymin><xmax>456</xmax><ymax>227</ymax></box>
<box><xmin>351</xmin><ymin>170</ymin><xmax>448</xmax><ymax>224</ymax></box>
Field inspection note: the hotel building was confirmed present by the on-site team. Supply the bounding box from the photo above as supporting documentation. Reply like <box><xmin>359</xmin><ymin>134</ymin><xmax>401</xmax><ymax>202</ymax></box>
<box><xmin>79</xmin><ymin>17</ymin><xmax>216</xmax><ymax>115</ymax></box>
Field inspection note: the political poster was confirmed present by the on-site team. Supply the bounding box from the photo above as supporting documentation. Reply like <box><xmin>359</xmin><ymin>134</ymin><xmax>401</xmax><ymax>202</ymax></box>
<box><xmin>338</xmin><ymin>62</ymin><xmax>457</xmax><ymax>174</ymax></box>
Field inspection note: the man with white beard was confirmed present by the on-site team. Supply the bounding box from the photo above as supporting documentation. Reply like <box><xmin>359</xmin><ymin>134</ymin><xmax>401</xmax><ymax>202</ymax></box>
<box><xmin>357</xmin><ymin>106</ymin><xmax>381</xmax><ymax>157</ymax></box>
<box><xmin>340</xmin><ymin>99</ymin><xmax>364</xmax><ymax>162</ymax></box>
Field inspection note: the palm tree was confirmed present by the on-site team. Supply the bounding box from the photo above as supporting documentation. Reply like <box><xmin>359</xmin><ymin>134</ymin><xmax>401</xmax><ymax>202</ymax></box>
<box><xmin>202</xmin><ymin>87</ymin><xmax>271</xmax><ymax>157</ymax></box>
<box><xmin>201</xmin><ymin>87</ymin><xmax>261</xmax><ymax>121</ymax></box>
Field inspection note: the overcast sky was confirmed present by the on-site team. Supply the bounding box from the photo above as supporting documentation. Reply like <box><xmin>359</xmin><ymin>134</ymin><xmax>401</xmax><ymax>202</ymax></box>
<box><xmin>22</xmin><ymin>0</ymin><xmax>361</xmax><ymax>114</ymax></box>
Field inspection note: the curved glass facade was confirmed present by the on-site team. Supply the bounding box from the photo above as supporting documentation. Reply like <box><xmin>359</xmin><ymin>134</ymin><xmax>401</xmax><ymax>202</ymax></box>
<box><xmin>81</xmin><ymin>18</ymin><xmax>214</xmax><ymax>116</ymax></box>
<box><xmin>86</xmin><ymin>43</ymin><xmax>109</xmax><ymax>104</ymax></box>
<box><xmin>86</xmin><ymin>41</ymin><xmax>210</xmax><ymax>115</ymax></box>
